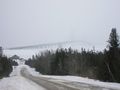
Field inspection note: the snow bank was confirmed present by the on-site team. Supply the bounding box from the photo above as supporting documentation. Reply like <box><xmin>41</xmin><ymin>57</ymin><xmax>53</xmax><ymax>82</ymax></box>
<box><xmin>0</xmin><ymin>76</ymin><xmax>45</xmax><ymax>90</ymax></box>
<box><xmin>0</xmin><ymin>65</ymin><xmax>45</xmax><ymax>90</ymax></box>
<box><xmin>13</xmin><ymin>64</ymin><xmax>120</xmax><ymax>90</ymax></box>
<box><xmin>41</xmin><ymin>75</ymin><xmax>120</xmax><ymax>90</ymax></box>
<box><xmin>1</xmin><ymin>63</ymin><xmax>120</xmax><ymax>90</ymax></box>
<box><xmin>17</xmin><ymin>64</ymin><xmax>120</xmax><ymax>90</ymax></box>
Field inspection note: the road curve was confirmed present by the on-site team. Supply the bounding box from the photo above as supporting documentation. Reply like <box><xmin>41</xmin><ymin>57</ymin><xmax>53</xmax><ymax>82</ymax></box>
<box><xmin>20</xmin><ymin>67</ymin><xmax>119</xmax><ymax>90</ymax></box>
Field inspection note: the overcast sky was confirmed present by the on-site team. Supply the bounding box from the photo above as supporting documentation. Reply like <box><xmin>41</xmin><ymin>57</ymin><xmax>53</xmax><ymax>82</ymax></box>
<box><xmin>0</xmin><ymin>0</ymin><xmax>120</xmax><ymax>49</ymax></box>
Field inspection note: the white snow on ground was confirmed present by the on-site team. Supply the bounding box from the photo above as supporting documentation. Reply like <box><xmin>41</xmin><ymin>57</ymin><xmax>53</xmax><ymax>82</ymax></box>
<box><xmin>10</xmin><ymin>65</ymin><xmax>40</xmax><ymax>77</ymax></box>
<box><xmin>41</xmin><ymin>75</ymin><xmax>120</xmax><ymax>90</ymax></box>
<box><xmin>15</xmin><ymin>65</ymin><xmax>120</xmax><ymax>90</ymax></box>
<box><xmin>0</xmin><ymin>76</ymin><xmax>46</xmax><ymax>90</ymax></box>
<box><xmin>0</xmin><ymin>63</ymin><xmax>120</xmax><ymax>90</ymax></box>
<box><xmin>0</xmin><ymin>65</ymin><xmax>45</xmax><ymax>90</ymax></box>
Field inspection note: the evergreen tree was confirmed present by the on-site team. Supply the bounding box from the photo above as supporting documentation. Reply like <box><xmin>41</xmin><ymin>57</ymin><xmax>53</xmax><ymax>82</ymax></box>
<box><xmin>0</xmin><ymin>56</ymin><xmax>13</xmax><ymax>78</ymax></box>
<box><xmin>108</xmin><ymin>28</ymin><xmax>119</xmax><ymax>48</ymax></box>
<box><xmin>51</xmin><ymin>49</ymin><xmax>68</xmax><ymax>75</ymax></box>
<box><xmin>107</xmin><ymin>28</ymin><xmax>120</xmax><ymax>82</ymax></box>
<box><xmin>0</xmin><ymin>47</ymin><xmax>3</xmax><ymax>57</ymax></box>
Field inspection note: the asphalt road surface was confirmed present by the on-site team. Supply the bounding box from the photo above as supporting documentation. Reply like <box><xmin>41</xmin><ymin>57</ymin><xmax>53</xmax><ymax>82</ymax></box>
<box><xmin>21</xmin><ymin>67</ymin><xmax>119</xmax><ymax>90</ymax></box>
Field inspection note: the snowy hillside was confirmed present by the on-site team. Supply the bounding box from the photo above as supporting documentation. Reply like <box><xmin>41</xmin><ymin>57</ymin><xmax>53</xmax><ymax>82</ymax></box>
<box><xmin>3</xmin><ymin>42</ymin><xmax>104</xmax><ymax>59</ymax></box>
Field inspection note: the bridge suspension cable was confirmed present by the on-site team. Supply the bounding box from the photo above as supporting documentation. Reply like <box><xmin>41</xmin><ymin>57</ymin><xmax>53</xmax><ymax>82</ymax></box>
<box><xmin>5</xmin><ymin>40</ymin><xmax>93</xmax><ymax>50</ymax></box>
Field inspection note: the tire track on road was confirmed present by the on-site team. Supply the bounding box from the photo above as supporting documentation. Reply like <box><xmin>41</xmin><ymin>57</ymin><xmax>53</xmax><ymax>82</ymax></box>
<box><xmin>20</xmin><ymin>67</ymin><xmax>119</xmax><ymax>90</ymax></box>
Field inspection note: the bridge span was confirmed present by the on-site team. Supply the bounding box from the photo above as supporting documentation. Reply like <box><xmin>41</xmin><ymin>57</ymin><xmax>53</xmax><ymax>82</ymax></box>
<box><xmin>5</xmin><ymin>41</ymin><xmax>92</xmax><ymax>50</ymax></box>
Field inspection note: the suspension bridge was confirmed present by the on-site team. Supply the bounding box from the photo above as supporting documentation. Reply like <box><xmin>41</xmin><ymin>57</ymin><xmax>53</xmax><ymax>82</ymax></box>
<box><xmin>4</xmin><ymin>40</ymin><xmax>93</xmax><ymax>50</ymax></box>
<box><xmin>3</xmin><ymin>41</ymin><xmax>104</xmax><ymax>59</ymax></box>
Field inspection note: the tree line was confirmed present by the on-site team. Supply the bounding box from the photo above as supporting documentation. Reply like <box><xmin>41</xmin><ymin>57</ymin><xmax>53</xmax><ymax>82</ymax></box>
<box><xmin>25</xmin><ymin>28</ymin><xmax>120</xmax><ymax>83</ymax></box>
<box><xmin>0</xmin><ymin>47</ymin><xmax>18</xmax><ymax>79</ymax></box>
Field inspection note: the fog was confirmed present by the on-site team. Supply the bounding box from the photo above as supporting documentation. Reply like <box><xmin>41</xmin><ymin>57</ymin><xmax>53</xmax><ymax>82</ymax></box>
<box><xmin>0</xmin><ymin>0</ymin><xmax>120</xmax><ymax>50</ymax></box>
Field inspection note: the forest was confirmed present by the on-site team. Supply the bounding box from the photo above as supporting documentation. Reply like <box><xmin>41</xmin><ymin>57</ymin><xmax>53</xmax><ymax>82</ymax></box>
<box><xmin>26</xmin><ymin>28</ymin><xmax>120</xmax><ymax>83</ymax></box>
<box><xmin>0</xmin><ymin>55</ymin><xmax>18</xmax><ymax>78</ymax></box>
<box><xmin>0</xmin><ymin>47</ymin><xmax>18</xmax><ymax>78</ymax></box>
<box><xmin>0</xmin><ymin>28</ymin><xmax>120</xmax><ymax>83</ymax></box>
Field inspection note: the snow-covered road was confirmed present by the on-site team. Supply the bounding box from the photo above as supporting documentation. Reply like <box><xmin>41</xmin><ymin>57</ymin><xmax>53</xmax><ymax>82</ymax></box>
<box><xmin>21</xmin><ymin>66</ymin><xmax>120</xmax><ymax>90</ymax></box>
<box><xmin>0</xmin><ymin>65</ymin><xmax>120</xmax><ymax>90</ymax></box>
<box><xmin>0</xmin><ymin>65</ymin><xmax>46</xmax><ymax>90</ymax></box>
<box><xmin>0</xmin><ymin>75</ymin><xmax>46</xmax><ymax>90</ymax></box>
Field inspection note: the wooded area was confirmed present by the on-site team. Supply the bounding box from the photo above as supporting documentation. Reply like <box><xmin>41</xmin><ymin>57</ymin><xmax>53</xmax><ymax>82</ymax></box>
<box><xmin>26</xmin><ymin>28</ymin><xmax>120</xmax><ymax>83</ymax></box>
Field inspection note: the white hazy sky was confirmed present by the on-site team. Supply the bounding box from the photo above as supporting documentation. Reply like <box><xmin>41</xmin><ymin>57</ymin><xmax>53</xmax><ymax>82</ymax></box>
<box><xmin>0</xmin><ymin>0</ymin><xmax>120</xmax><ymax>49</ymax></box>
